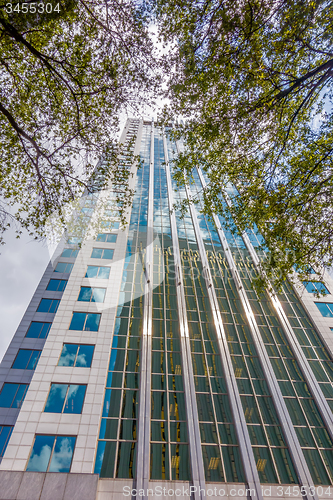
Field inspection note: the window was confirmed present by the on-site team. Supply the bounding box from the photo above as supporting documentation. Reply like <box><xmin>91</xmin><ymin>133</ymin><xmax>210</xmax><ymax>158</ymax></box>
<box><xmin>58</xmin><ymin>344</ymin><xmax>94</xmax><ymax>367</ymax></box>
<box><xmin>91</xmin><ymin>248</ymin><xmax>114</xmax><ymax>260</ymax></box>
<box><xmin>44</xmin><ymin>383</ymin><xmax>86</xmax><ymax>414</ymax></box>
<box><xmin>0</xmin><ymin>426</ymin><xmax>13</xmax><ymax>458</ymax></box>
<box><xmin>12</xmin><ymin>349</ymin><xmax>41</xmax><ymax>370</ymax></box>
<box><xmin>26</xmin><ymin>435</ymin><xmax>76</xmax><ymax>472</ymax></box>
<box><xmin>294</xmin><ymin>264</ymin><xmax>316</xmax><ymax>274</ymax></box>
<box><xmin>67</xmin><ymin>236</ymin><xmax>82</xmax><ymax>244</ymax></box>
<box><xmin>81</xmin><ymin>207</ymin><xmax>93</xmax><ymax>215</ymax></box>
<box><xmin>85</xmin><ymin>266</ymin><xmax>110</xmax><ymax>279</ymax></box>
<box><xmin>46</xmin><ymin>279</ymin><xmax>67</xmax><ymax>292</ymax></box>
<box><xmin>0</xmin><ymin>383</ymin><xmax>28</xmax><ymax>408</ymax></box>
<box><xmin>54</xmin><ymin>262</ymin><xmax>73</xmax><ymax>273</ymax></box>
<box><xmin>69</xmin><ymin>312</ymin><xmax>101</xmax><ymax>331</ymax></box>
<box><xmin>26</xmin><ymin>322</ymin><xmax>51</xmax><ymax>339</ymax></box>
<box><xmin>315</xmin><ymin>303</ymin><xmax>333</xmax><ymax>318</ymax></box>
<box><xmin>96</xmin><ymin>233</ymin><xmax>117</xmax><ymax>243</ymax></box>
<box><xmin>37</xmin><ymin>299</ymin><xmax>60</xmax><ymax>314</ymax></box>
<box><xmin>61</xmin><ymin>248</ymin><xmax>79</xmax><ymax>258</ymax></box>
<box><xmin>303</xmin><ymin>281</ymin><xmax>329</xmax><ymax>295</ymax></box>
<box><xmin>78</xmin><ymin>287</ymin><xmax>106</xmax><ymax>303</ymax></box>
<box><xmin>100</xmin><ymin>221</ymin><xmax>120</xmax><ymax>230</ymax></box>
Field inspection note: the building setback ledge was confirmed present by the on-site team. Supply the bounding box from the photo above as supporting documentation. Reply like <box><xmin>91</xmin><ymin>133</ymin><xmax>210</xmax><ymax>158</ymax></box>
<box><xmin>0</xmin><ymin>471</ymin><xmax>99</xmax><ymax>500</ymax></box>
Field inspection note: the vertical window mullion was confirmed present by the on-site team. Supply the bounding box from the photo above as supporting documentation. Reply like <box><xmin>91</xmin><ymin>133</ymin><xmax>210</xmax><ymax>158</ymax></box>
<box><xmin>74</xmin><ymin>346</ymin><xmax>79</xmax><ymax>367</ymax></box>
<box><xmin>26</xmin><ymin>351</ymin><xmax>33</xmax><ymax>370</ymax></box>
<box><xmin>46</xmin><ymin>437</ymin><xmax>57</xmax><ymax>472</ymax></box>
<box><xmin>62</xmin><ymin>385</ymin><xmax>70</xmax><ymax>413</ymax></box>
<box><xmin>13</xmin><ymin>385</ymin><xmax>20</xmax><ymax>408</ymax></box>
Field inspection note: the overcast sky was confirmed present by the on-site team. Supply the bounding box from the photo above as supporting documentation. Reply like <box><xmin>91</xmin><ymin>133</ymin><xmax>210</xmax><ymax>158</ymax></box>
<box><xmin>0</xmin><ymin>229</ymin><xmax>50</xmax><ymax>362</ymax></box>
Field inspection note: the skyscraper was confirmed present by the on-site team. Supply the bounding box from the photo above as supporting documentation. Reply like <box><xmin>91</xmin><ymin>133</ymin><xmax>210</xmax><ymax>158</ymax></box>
<box><xmin>1</xmin><ymin>118</ymin><xmax>333</xmax><ymax>500</ymax></box>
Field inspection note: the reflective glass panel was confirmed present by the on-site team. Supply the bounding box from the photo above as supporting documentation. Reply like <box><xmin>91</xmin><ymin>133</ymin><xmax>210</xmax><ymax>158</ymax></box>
<box><xmin>48</xmin><ymin>436</ymin><xmax>76</xmax><ymax>473</ymax></box>
<box><xmin>26</xmin><ymin>435</ymin><xmax>55</xmax><ymax>472</ymax></box>
<box><xmin>58</xmin><ymin>344</ymin><xmax>78</xmax><ymax>366</ymax></box>
<box><xmin>76</xmin><ymin>345</ymin><xmax>94</xmax><ymax>367</ymax></box>
<box><xmin>12</xmin><ymin>349</ymin><xmax>41</xmax><ymax>370</ymax></box>
<box><xmin>0</xmin><ymin>425</ymin><xmax>13</xmax><ymax>458</ymax></box>
<box><xmin>37</xmin><ymin>299</ymin><xmax>59</xmax><ymax>313</ymax></box>
<box><xmin>47</xmin><ymin>279</ymin><xmax>67</xmax><ymax>291</ymax></box>
<box><xmin>0</xmin><ymin>383</ymin><xmax>28</xmax><ymax>408</ymax></box>
<box><xmin>64</xmin><ymin>385</ymin><xmax>86</xmax><ymax>414</ymax></box>
<box><xmin>26</xmin><ymin>322</ymin><xmax>51</xmax><ymax>339</ymax></box>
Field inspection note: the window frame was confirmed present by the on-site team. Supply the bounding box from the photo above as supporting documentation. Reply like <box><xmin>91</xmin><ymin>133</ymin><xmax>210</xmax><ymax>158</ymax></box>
<box><xmin>100</xmin><ymin>220</ymin><xmax>120</xmax><ymax>231</ymax></box>
<box><xmin>61</xmin><ymin>248</ymin><xmax>79</xmax><ymax>258</ymax></box>
<box><xmin>37</xmin><ymin>298</ymin><xmax>60</xmax><ymax>314</ymax></box>
<box><xmin>26</xmin><ymin>434</ymin><xmax>76</xmax><ymax>473</ymax></box>
<box><xmin>12</xmin><ymin>349</ymin><xmax>41</xmax><ymax>370</ymax></box>
<box><xmin>85</xmin><ymin>265</ymin><xmax>110</xmax><ymax>279</ymax></box>
<box><xmin>46</xmin><ymin>279</ymin><xmax>67</xmax><ymax>292</ymax></box>
<box><xmin>26</xmin><ymin>322</ymin><xmax>51</xmax><ymax>339</ymax></box>
<box><xmin>91</xmin><ymin>248</ymin><xmax>114</xmax><ymax>260</ymax></box>
<box><xmin>44</xmin><ymin>383</ymin><xmax>87</xmax><ymax>414</ymax></box>
<box><xmin>96</xmin><ymin>233</ymin><xmax>117</xmax><ymax>243</ymax></box>
<box><xmin>54</xmin><ymin>262</ymin><xmax>73</xmax><ymax>273</ymax></box>
<box><xmin>315</xmin><ymin>302</ymin><xmax>333</xmax><ymax>318</ymax></box>
<box><xmin>77</xmin><ymin>286</ymin><xmax>106</xmax><ymax>303</ymax></box>
<box><xmin>58</xmin><ymin>343</ymin><xmax>95</xmax><ymax>368</ymax></box>
<box><xmin>0</xmin><ymin>382</ymin><xmax>29</xmax><ymax>409</ymax></box>
<box><xmin>303</xmin><ymin>281</ymin><xmax>330</xmax><ymax>295</ymax></box>
<box><xmin>69</xmin><ymin>312</ymin><xmax>101</xmax><ymax>331</ymax></box>
<box><xmin>0</xmin><ymin>425</ymin><xmax>13</xmax><ymax>458</ymax></box>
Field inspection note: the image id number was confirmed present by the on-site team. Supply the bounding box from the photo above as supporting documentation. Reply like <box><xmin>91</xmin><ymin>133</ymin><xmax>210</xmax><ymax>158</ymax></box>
<box><xmin>5</xmin><ymin>3</ymin><xmax>60</xmax><ymax>13</ymax></box>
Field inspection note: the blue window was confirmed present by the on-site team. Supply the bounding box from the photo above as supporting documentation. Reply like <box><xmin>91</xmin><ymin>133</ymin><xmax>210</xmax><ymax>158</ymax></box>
<box><xmin>69</xmin><ymin>312</ymin><xmax>101</xmax><ymax>331</ymax></box>
<box><xmin>37</xmin><ymin>299</ymin><xmax>60</xmax><ymax>314</ymax></box>
<box><xmin>91</xmin><ymin>248</ymin><xmax>114</xmax><ymax>260</ymax></box>
<box><xmin>81</xmin><ymin>207</ymin><xmax>93</xmax><ymax>215</ymax></box>
<box><xmin>54</xmin><ymin>262</ymin><xmax>73</xmax><ymax>273</ymax></box>
<box><xmin>61</xmin><ymin>248</ymin><xmax>79</xmax><ymax>258</ymax></box>
<box><xmin>26</xmin><ymin>435</ymin><xmax>76</xmax><ymax>472</ymax></box>
<box><xmin>96</xmin><ymin>233</ymin><xmax>117</xmax><ymax>243</ymax></box>
<box><xmin>303</xmin><ymin>281</ymin><xmax>329</xmax><ymax>295</ymax></box>
<box><xmin>315</xmin><ymin>303</ymin><xmax>333</xmax><ymax>318</ymax></box>
<box><xmin>0</xmin><ymin>426</ymin><xmax>13</xmax><ymax>458</ymax></box>
<box><xmin>44</xmin><ymin>384</ymin><xmax>86</xmax><ymax>414</ymax></box>
<box><xmin>58</xmin><ymin>344</ymin><xmax>94</xmax><ymax>367</ymax></box>
<box><xmin>0</xmin><ymin>383</ymin><xmax>28</xmax><ymax>408</ymax></box>
<box><xmin>294</xmin><ymin>265</ymin><xmax>316</xmax><ymax>274</ymax></box>
<box><xmin>46</xmin><ymin>279</ymin><xmax>67</xmax><ymax>292</ymax></box>
<box><xmin>85</xmin><ymin>266</ymin><xmax>110</xmax><ymax>279</ymax></box>
<box><xmin>78</xmin><ymin>287</ymin><xmax>106</xmax><ymax>303</ymax></box>
<box><xmin>67</xmin><ymin>236</ymin><xmax>82</xmax><ymax>245</ymax></box>
<box><xmin>100</xmin><ymin>221</ymin><xmax>120</xmax><ymax>230</ymax></box>
<box><xmin>12</xmin><ymin>349</ymin><xmax>41</xmax><ymax>370</ymax></box>
<box><xmin>26</xmin><ymin>322</ymin><xmax>51</xmax><ymax>339</ymax></box>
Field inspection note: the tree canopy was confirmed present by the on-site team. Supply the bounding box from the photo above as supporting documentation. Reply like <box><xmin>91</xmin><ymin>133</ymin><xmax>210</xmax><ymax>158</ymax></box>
<box><xmin>0</xmin><ymin>0</ymin><xmax>157</xmax><ymax>242</ymax></box>
<box><xmin>155</xmin><ymin>0</ymin><xmax>333</xmax><ymax>287</ymax></box>
<box><xmin>1</xmin><ymin>0</ymin><xmax>333</xmax><ymax>289</ymax></box>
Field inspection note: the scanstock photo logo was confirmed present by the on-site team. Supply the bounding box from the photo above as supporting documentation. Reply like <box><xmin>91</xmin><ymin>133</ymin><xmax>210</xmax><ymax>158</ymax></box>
<box><xmin>122</xmin><ymin>486</ymin><xmax>333</xmax><ymax>498</ymax></box>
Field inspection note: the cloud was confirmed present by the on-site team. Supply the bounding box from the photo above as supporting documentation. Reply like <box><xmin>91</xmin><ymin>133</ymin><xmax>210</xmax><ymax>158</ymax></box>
<box><xmin>0</xmin><ymin>229</ymin><xmax>49</xmax><ymax>362</ymax></box>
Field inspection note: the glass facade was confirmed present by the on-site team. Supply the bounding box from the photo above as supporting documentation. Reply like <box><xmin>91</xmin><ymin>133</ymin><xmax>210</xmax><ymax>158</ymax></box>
<box><xmin>93</xmin><ymin>120</ymin><xmax>333</xmax><ymax>487</ymax></box>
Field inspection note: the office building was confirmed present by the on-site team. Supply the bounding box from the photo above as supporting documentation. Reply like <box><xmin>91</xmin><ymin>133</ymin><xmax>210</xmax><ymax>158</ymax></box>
<box><xmin>1</xmin><ymin>119</ymin><xmax>333</xmax><ymax>500</ymax></box>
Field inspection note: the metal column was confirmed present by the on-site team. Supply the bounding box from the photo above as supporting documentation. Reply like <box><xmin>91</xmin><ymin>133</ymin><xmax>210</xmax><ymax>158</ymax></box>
<box><xmin>163</xmin><ymin>129</ymin><xmax>205</xmax><ymax>499</ymax></box>
<box><xmin>136</xmin><ymin>119</ymin><xmax>154</xmax><ymax>493</ymax></box>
